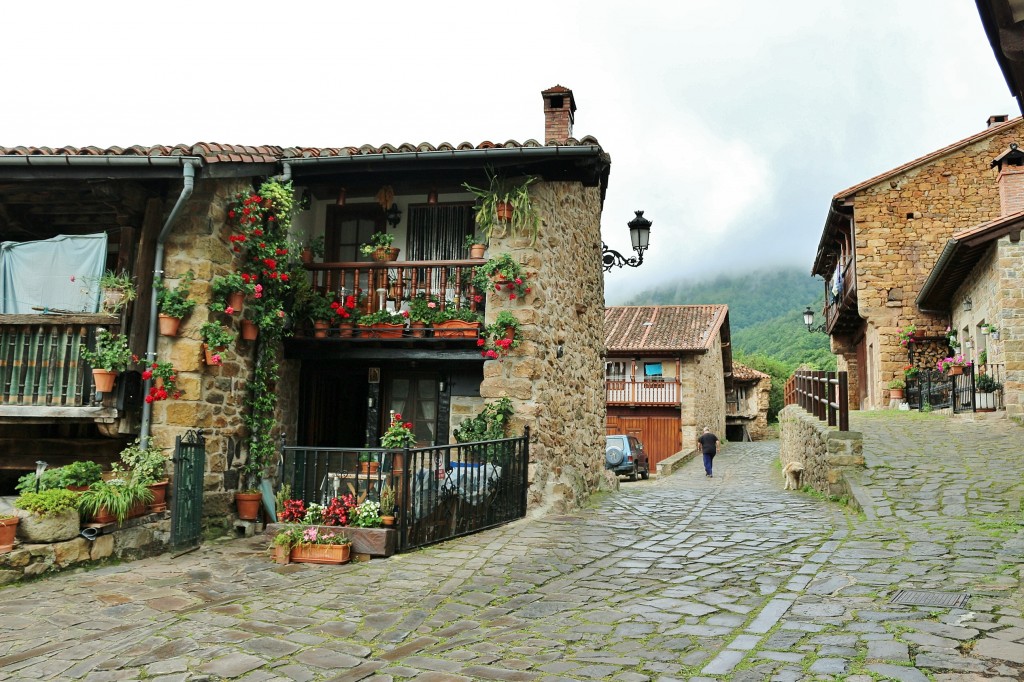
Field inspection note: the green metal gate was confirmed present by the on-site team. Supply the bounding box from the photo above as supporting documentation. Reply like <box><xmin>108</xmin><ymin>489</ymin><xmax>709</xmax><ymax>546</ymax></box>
<box><xmin>170</xmin><ymin>429</ymin><xmax>206</xmax><ymax>553</ymax></box>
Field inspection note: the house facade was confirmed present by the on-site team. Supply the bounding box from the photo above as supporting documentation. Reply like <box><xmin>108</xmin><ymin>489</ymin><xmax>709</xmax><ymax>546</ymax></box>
<box><xmin>727</xmin><ymin>362</ymin><xmax>771</xmax><ymax>441</ymax></box>
<box><xmin>604</xmin><ymin>305</ymin><xmax>730</xmax><ymax>470</ymax></box>
<box><xmin>811</xmin><ymin>116</ymin><xmax>1024</xmax><ymax>410</ymax></box>
<box><xmin>0</xmin><ymin>85</ymin><xmax>611</xmax><ymax>521</ymax></box>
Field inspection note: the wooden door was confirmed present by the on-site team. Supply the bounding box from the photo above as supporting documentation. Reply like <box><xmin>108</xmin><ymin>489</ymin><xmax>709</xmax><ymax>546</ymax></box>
<box><xmin>606</xmin><ymin>409</ymin><xmax>681</xmax><ymax>470</ymax></box>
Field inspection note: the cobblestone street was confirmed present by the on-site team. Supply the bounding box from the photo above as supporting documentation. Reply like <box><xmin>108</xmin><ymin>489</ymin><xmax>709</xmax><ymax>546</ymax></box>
<box><xmin>0</xmin><ymin>412</ymin><xmax>1022</xmax><ymax>681</ymax></box>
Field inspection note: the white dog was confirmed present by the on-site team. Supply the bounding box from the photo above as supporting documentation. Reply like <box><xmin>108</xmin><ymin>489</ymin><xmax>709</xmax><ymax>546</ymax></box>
<box><xmin>782</xmin><ymin>461</ymin><xmax>805</xmax><ymax>490</ymax></box>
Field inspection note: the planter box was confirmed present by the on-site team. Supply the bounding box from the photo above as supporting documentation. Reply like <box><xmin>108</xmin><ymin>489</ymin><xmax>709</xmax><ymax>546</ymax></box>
<box><xmin>267</xmin><ymin>523</ymin><xmax>396</xmax><ymax>557</ymax></box>
<box><xmin>290</xmin><ymin>543</ymin><xmax>351</xmax><ymax>565</ymax></box>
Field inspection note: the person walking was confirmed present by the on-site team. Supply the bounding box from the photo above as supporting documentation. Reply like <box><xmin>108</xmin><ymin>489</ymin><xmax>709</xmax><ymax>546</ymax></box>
<box><xmin>697</xmin><ymin>426</ymin><xmax>720</xmax><ymax>478</ymax></box>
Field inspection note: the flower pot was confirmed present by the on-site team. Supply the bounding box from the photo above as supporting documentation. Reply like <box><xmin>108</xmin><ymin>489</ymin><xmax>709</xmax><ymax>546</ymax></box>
<box><xmin>381</xmin><ymin>515</ymin><xmax>395</xmax><ymax>527</ymax></box>
<box><xmin>235</xmin><ymin>491</ymin><xmax>263</xmax><ymax>521</ymax></box>
<box><xmin>88</xmin><ymin>506</ymin><xmax>116</xmax><ymax>525</ymax></box>
<box><xmin>313</xmin><ymin>321</ymin><xmax>330</xmax><ymax>338</ymax></box>
<box><xmin>147</xmin><ymin>479</ymin><xmax>169</xmax><ymax>513</ymax></box>
<box><xmin>434</xmin><ymin>320</ymin><xmax>480</xmax><ymax>339</ymax></box>
<box><xmin>409</xmin><ymin>321</ymin><xmax>428</xmax><ymax>338</ymax></box>
<box><xmin>202</xmin><ymin>343</ymin><xmax>224</xmax><ymax>366</ymax></box>
<box><xmin>357</xmin><ymin>323</ymin><xmax>373</xmax><ymax>337</ymax></box>
<box><xmin>359</xmin><ymin>461</ymin><xmax>380</xmax><ymax>475</ymax></box>
<box><xmin>0</xmin><ymin>516</ymin><xmax>19</xmax><ymax>553</ymax></box>
<box><xmin>890</xmin><ymin>388</ymin><xmax>904</xmax><ymax>400</ymax></box>
<box><xmin>496</xmin><ymin>201</ymin><xmax>514</xmax><ymax>223</ymax></box>
<box><xmin>17</xmin><ymin>509</ymin><xmax>80</xmax><ymax>542</ymax></box>
<box><xmin>469</xmin><ymin>243</ymin><xmax>486</xmax><ymax>259</ymax></box>
<box><xmin>158</xmin><ymin>314</ymin><xmax>181</xmax><ymax>337</ymax></box>
<box><xmin>371</xmin><ymin>322</ymin><xmax>405</xmax><ymax>338</ymax></box>
<box><xmin>92</xmin><ymin>369</ymin><xmax>118</xmax><ymax>393</ymax></box>
<box><xmin>290</xmin><ymin>543</ymin><xmax>351</xmax><ymax>565</ymax></box>
<box><xmin>372</xmin><ymin>247</ymin><xmax>399</xmax><ymax>262</ymax></box>
<box><xmin>240</xmin><ymin>320</ymin><xmax>258</xmax><ymax>341</ymax></box>
<box><xmin>301</xmin><ymin>248</ymin><xmax>313</xmax><ymax>265</ymax></box>
<box><xmin>128</xmin><ymin>499</ymin><xmax>148</xmax><ymax>519</ymax></box>
<box><xmin>102</xmin><ymin>290</ymin><xmax>126</xmax><ymax>314</ymax></box>
<box><xmin>272</xmin><ymin>545</ymin><xmax>291</xmax><ymax>565</ymax></box>
<box><xmin>949</xmin><ymin>365</ymin><xmax>964</xmax><ymax>376</ymax></box>
<box><xmin>228</xmin><ymin>291</ymin><xmax>245</xmax><ymax>311</ymax></box>
<box><xmin>504</xmin><ymin>325</ymin><xmax>517</xmax><ymax>341</ymax></box>
<box><xmin>338</xmin><ymin>323</ymin><xmax>355</xmax><ymax>338</ymax></box>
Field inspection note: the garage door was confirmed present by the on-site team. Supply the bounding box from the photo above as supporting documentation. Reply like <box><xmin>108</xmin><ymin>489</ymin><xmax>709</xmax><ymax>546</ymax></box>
<box><xmin>606</xmin><ymin>411</ymin><xmax>681</xmax><ymax>470</ymax></box>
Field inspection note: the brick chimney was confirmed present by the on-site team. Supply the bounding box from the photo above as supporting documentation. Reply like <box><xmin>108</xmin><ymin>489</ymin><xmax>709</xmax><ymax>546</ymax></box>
<box><xmin>541</xmin><ymin>85</ymin><xmax>576</xmax><ymax>143</ymax></box>
<box><xmin>987</xmin><ymin>114</ymin><xmax>1009</xmax><ymax>127</ymax></box>
<box><xmin>992</xmin><ymin>142</ymin><xmax>1024</xmax><ymax>215</ymax></box>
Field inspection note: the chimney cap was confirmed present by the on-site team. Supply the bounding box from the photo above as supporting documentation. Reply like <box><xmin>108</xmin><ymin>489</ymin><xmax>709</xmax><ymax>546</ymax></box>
<box><xmin>992</xmin><ymin>142</ymin><xmax>1024</xmax><ymax>169</ymax></box>
<box><xmin>988</xmin><ymin>114</ymin><xmax>1010</xmax><ymax>127</ymax></box>
<box><xmin>542</xmin><ymin>85</ymin><xmax>577</xmax><ymax>114</ymax></box>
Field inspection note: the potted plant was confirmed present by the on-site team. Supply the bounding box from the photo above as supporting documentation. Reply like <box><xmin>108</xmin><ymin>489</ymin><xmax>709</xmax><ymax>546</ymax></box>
<box><xmin>117</xmin><ymin>439</ymin><xmax>170</xmax><ymax>512</ymax></box>
<box><xmin>81</xmin><ymin>329</ymin><xmax>133</xmax><ymax>392</ymax></box>
<box><xmin>362</xmin><ymin>308</ymin><xmax>408</xmax><ymax>338</ymax></box>
<box><xmin>407</xmin><ymin>294</ymin><xmax>440</xmax><ymax>337</ymax></box>
<box><xmin>288</xmin><ymin>525</ymin><xmax>352</xmax><ymax>564</ymax></box>
<box><xmin>462</xmin><ymin>170</ymin><xmax>541</xmax><ymax>244</ymax></box>
<box><xmin>78</xmin><ymin>478</ymin><xmax>154</xmax><ymax>524</ymax></box>
<box><xmin>479</xmin><ymin>311</ymin><xmax>522</xmax><ymax>360</ymax></box>
<box><xmin>464</xmin><ymin>233</ymin><xmax>486</xmax><ymax>260</ymax></box>
<box><xmin>937</xmin><ymin>354</ymin><xmax>971</xmax><ymax>375</ymax></box>
<box><xmin>379</xmin><ymin>484</ymin><xmax>396</xmax><ymax>526</ymax></box>
<box><xmin>380</xmin><ymin>411</ymin><xmax>416</xmax><ymax>449</ymax></box>
<box><xmin>279</xmin><ymin>497</ymin><xmax>307</xmax><ymax>523</ymax></box>
<box><xmin>306</xmin><ymin>291</ymin><xmax>336</xmax><ymax>338</ymax></box>
<box><xmin>99</xmin><ymin>270</ymin><xmax>137</xmax><ymax>313</ymax></box>
<box><xmin>433</xmin><ymin>305</ymin><xmax>483</xmax><ymax>338</ymax></box>
<box><xmin>331</xmin><ymin>293</ymin><xmax>363</xmax><ymax>336</ymax></box>
<box><xmin>887</xmin><ymin>377</ymin><xmax>906</xmax><ymax>401</ymax></box>
<box><xmin>270</xmin><ymin>529</ymin><xmax>294</xmax><ymax>564</ymax></box>
<box><xmin>141</xmin><ymin>360</ymin><xmax>181</xmax><ymax>402</ymax></box>
<box><xmin>156</xmin><ymin>269</ymin><xmax>197</xmax><ymax>336</ymax></box>
<box><xmin>975</xmin><ymin>373</ymin><xmax>1003</xmax><ymax>411</ymax></box>
<box><xmin>350</xmin><ymin>500</ymin><xmax>382</xmax><ymax>528</ymax></box>
<box><xmin>897</xmin><ymin>324</ymin><xmax>919</xmax><ymax>349</ymax></box>
<box><xmin>200</xmin><ymin>322</ymin><xmax>236</xmax><ymax>365</ymax></box>
<box><xmin>357</xmin><ymin>451</ymin><xmax>380</xmax><ymax>475</ymax></box>
<box><xmin>13</xmin><ymin>488</ymin><xmax>82</xmax><ymax>542</ymax></box>
<box><xmin>60</xmin><ymin>461</ymin><xmax>103</xmax><ymax>490</ymax></box>
<box><xmin>209</xmin><ymin>273</ymin><xmax>250</xmax><ymax>313</ymax></box>
<box><xmin>360</xmin><ymin>232</ymin><xmax>398</xmax><ymax>261</ymax></box>
<box><xmin>471</xmin><ymin>253</ymin><xmax>531</xmax><ymax>302</ymax></box>
<box><xmin>902</xmin><ymin>364</ymin><xmax>919</xmax><ymax>382</ymax></box>
<box><xmin>301</xmin><ymin>235</ymin><xmax>326</xmax><ymax>264</ymax></box>
<box><xmin>0</xmin><ymin>513</ymin><xmax>17</xmax><ymax>553</ymax></box>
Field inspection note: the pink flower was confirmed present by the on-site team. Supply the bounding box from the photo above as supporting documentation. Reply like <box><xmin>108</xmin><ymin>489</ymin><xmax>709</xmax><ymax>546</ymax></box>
<box><xmin>69</xmin><ymin>275</ymin><xmax>76</xmax><ymax>282</ymax></box>
<box><xmin>277</xmin><ymin>310</ymin><xmax>285</xmax><ymax>317</ymax></box>
<box><xmin>303</xmin><ymin>527</ymin><xmax>318</xmax><ymax>542</ymax></box>
<box><xmin>210</xmin><ymin>354</ymin><xmax>222</xmax><ymax>365</ymax></box>
<box><xmin>427</xmin><ymin>302</ymin><xmax>436</xmax><ymax>308</ymax></box>
<box><xmin>225</xmin><ymin>306</ymin><xmax>234</xmax><ymax>315</ymax></box>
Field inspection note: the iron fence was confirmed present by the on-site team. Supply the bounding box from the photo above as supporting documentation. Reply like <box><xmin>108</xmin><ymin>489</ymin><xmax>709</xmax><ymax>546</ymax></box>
<box><xmin>907</xmin><ymin>367</ymin><xmax>976</xmax><ymax>413</ymax></box>
<box><xmin>281</xmin><ymin>428</ymin><xmax>529</xmax><ymax>552</ymax></box>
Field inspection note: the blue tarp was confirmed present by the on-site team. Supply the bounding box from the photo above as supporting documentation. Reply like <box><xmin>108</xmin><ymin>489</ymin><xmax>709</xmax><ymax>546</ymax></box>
<box><xmin>0</xmin><ymin>233</ymin><xmax>107</xmax><ymax>314</ymax></box>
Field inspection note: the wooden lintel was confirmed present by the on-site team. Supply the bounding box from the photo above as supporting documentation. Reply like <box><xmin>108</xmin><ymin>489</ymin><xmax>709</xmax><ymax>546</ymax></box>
<box><xmin>0</xmin><ymin>405</ymin><xmax>117</xmax><ymax>421</ymax></box>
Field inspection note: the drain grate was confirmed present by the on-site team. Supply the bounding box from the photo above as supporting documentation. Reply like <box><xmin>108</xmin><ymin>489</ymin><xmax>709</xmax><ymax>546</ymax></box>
<box><xmin>890</xmin><ymin>589</ymin><xmax>970</xmax><ymax>608</ymax></box>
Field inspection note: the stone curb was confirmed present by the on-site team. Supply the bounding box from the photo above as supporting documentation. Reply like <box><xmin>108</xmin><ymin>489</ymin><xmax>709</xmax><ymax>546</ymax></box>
<box><xmin>655</xmin><ymin>448</ymin><xmax>699</xmax><ymax>478</ymax></box>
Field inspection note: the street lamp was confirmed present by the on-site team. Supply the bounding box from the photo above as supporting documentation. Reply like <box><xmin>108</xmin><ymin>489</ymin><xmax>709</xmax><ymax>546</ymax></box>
<box><xmin>803</xmin><ymin>306</ymin><xmax>827</xmax><ymax>334</ymax></box>
<box><xmin>602</xmin><ymin>211</ymin><xmax>652</xmax><ymax>271</ymax></box>
<box><xmin>35</xmin><ymin>460</ymin><xmax>47</xmax><ymax>493</ymax></box>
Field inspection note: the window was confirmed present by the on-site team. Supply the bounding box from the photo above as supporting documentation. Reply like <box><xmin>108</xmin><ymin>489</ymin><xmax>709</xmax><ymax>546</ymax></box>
<box><xmin>325</xmin><ymin>205</ymin><xmax>385</xmax><ymax>262</ymax></box>
<box><xmin>736</xmin><ymin>385</ymin><xmax>748</xmax><ymax>400</ymax></box>
<box><xmin>406</xmin><ymin>203</ymin><xmax>475</xmax><ymax>261</ymax></box>
<box><xmin>606</xmin><ymin>362</ymin><xmax>627</xmax><ymax>380</ymax></box>
<box><xmin>644</xmin><ymin>362</ymin><xmax>664</xmax><ymax>382</ymax></box>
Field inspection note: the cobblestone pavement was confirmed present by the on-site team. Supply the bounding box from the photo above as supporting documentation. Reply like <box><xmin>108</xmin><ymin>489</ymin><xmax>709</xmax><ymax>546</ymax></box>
<box><xmin>0</xmin><ymin>413</ymin><xmax>1022</xmax><ymax>681</ymax></box>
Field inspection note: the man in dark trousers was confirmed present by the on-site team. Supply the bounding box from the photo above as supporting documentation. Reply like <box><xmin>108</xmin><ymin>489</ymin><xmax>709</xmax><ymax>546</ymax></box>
<box><xmin>697</xmin><ymin>426</ymin><xmax>720</xmax><ymax>478</ymax></box>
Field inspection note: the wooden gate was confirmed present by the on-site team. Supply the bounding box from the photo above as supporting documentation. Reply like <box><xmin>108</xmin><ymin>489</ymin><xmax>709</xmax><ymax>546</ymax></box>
<box><xmin>606</xmin><ymin>409</ymin><xmax>680</xmax><ymax>470</ymax></box>
<box><xmin>170</xmin><ymin>429</ymin><xmax>206</xmax><ymax>553</ymax></box>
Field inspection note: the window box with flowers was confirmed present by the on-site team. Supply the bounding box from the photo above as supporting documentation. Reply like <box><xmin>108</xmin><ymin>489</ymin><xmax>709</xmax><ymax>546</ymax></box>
<box><xmin>360</xmin><ymin>232</ymin><xmax>398</xmax><ymax>262</ymax></box>
<box><xmin>362</xmin><ymin>308</ymin><xmax>408</xmax><ymax>337</ymax></box>
<box><xmin>937</xmin><ymin>354</ymin><xmax>971</xmax><ymax>375</ymax></box>
<box><xmin>433</xmin><ymin>306</ymin><xmax>483</xmax><ymax>338</ymax></box>
<box><xmin>471</xmin><ymin>253</ymin><xmax>531</xmax><ymax>302</ymax></box>
<box><xmin>80</xmin><ymin>329</ymin><xmax>133</xmax><ymax>393</ymax></box>
<box><xmin>156</xmin><ymin>270</ymin><xmax>196</xmax><ymax>336</ymax></box>
<box><xmin>278</xmin><ymin>525</ymin><xmax>352</xmax><ymax>564</ymax></box>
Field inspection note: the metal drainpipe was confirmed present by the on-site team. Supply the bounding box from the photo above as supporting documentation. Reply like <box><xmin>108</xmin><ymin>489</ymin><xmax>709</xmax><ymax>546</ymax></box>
<box><xmin>140</xmin><ymin>162</ymin><xmax>197</xmax><ymax>447</ymax></box>
<box><xmin>277</xmin><ymin>161</ymin><xmax>291</xmax><ymax>182</ymax></box>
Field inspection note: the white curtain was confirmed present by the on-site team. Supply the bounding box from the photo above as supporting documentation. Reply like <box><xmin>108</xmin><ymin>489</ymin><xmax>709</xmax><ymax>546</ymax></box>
<box><xmin>0</xmin><ymin>233</ymin><xmax>108</xmax><ymax>314</ymax></box>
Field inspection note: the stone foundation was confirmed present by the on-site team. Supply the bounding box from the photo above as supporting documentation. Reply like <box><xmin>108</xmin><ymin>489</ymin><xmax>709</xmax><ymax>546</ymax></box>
<box><xmin>779</xmin><ymin>405</ymin><xmax>864</xmax><ymax>499</ymax></box>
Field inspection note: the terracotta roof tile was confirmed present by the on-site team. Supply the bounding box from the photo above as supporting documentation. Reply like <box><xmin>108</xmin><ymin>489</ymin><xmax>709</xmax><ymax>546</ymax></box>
<box><xmin>732</xmin><ymin>362</ymin><xmax>769</xmax><ymax>381</ymax></box>
<box><xmin>604</xmin><ymin>305</ymin><xmax>728</xmax><ymax>353</ymax></box>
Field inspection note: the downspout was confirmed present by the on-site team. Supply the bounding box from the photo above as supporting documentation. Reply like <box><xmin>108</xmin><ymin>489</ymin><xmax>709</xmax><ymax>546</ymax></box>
<box><xmin>140</xmin><ymin>162</ymin><xmax>197</xmax><ymax>447</ymax></box>
<box><xmin>276</xmin><ymin>161</ymin><xmax>291</xmax><ymax>183</ymax></box>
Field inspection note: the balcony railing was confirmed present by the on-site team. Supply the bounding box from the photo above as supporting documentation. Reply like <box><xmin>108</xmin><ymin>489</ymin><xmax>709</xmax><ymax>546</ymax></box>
<box><xmin>824</xmin><ymin>256</ymin><xmax>857</xmax><ymax>333</ymax></box>
<box><xmin>305</xmin><ymin>258</ymin><xmax>485</xmax><ymax>314</ymax></box>
<box><xmin>0</xmin><ymin>315</ymin><xmax>118</xmax><ymax>416</ymax></box>
<box><xmin>606</xmin><ymin>379</ymin><xmax>680</xmax><ymax>406</ymax></box>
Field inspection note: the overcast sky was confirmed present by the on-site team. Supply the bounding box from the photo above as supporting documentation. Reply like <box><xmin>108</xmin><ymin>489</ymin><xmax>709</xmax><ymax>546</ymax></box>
<box><xmin>3</xmin><ymin>1</ymin><xmax>1015</xmax><ymax>303</ymax></box>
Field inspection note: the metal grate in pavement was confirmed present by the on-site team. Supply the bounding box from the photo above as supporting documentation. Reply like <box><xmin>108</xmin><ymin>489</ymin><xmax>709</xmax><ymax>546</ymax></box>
<box><xmin>890</xmin><ymin>590</ymin><xmax>970</xmax><ymax>608</ymax></box>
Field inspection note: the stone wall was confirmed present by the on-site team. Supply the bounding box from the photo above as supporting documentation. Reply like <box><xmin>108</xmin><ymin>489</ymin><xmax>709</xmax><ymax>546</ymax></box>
<box><xmin>749</xmin><ymin>376</ymin><xmax>771</xmax><ymax>440</ymax></box>
<box><xmin>779</xmin><ymin>405</ymin><xmax>864</xmax><ymax>498</ymax></box>
<box><xmin>449</xmin><ymin>395</ymin><xmax>486</xmax><ymax>445</ymax></box>
<box><xmin>682</xmin><ymin>335</ymin><xmax>726</xmax><ymax>447</ymax></box>
<box><xmin>479</xmin><ymin>180</ymin><xmax>606</xmax><ymax>514</ymax></box>
<box><xmin>152</xmin><ymin>178</ymin><xmax>260</xmax><ymax>523</ymax></box>
<box><xmin>848</xmin><ymin>121</ymin><xmax>1023</xmax><ymax>408</ymax></box>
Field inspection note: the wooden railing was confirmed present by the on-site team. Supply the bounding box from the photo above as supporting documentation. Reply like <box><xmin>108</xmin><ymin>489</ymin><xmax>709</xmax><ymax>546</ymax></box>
<box><xmin>305</xmin><ymin>258</ymin><xmax>485</xmax><ymax>313</ymax></box>
<box><xmin>824</xmin><ymin>256</ymin><xmax>857</xmax><ymax>332</ymax></box>
<box><xmin>0</xmin><ymin>315</ymin><xmax>116</xmax><ymax>408</ymax></box>
<box><xmin>606</xmin><ymin>379</ymin><xmax>680</xmax><ymax>406</ymax></box>
<box><xmin>785</xmin><ymin>370</ymin><xmax>849</xmax><ymax>431</ymax></box>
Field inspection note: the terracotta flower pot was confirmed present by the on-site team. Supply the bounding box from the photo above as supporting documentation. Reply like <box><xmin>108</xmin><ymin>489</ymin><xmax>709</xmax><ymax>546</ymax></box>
<box><xmin>147</xmin><ymin>479</ymin><xmax>169</xmax><ymax>513</ymax></box>
<box><xmin>0</xmin><ymin>516</ymin><xmax>19</xmax><ymax>553</ymax></box>
<box><xmin>202</xmin><ymin>343</ymin><xmax>225</xmax><ymax>366</ymax></box>
<box><xmin>949</xmin><ymin>365</ymin><xmax>964</xmax><ymax>376</ymax></box>
<box><xmin>290</xmin><ymin>543</ymin><xmax>351</xmax><ymax>564</ymax></box>
<box><xmin>158</xmin><ymin>314</ymin><xmax>181</xmax><ymax>337</ymax></box>
<box><xmin>228</xmin><ymin>291</ymin><xmax>245</xmax><ymax>311</ymax></box>
<box><xmin>469</xmin><ymin>243</ymin><xmax>486</xmax><ymax>259</ymax></box>
<box><xmin>338</xmin><ymin>323</ymin><xmax>355</xmax><ymax>338</ymax></box>
<box><xmin>371</xmin><ymin>322</ymin><xmax>405</xmax><ymax>338</ymax></box>
<box><xmin>273</xmin><ymin>545</ymin><xmax>291</xmax><ymax>565</ymax></box>
<box><xmin>235</xmin><ymin>491</ymin><xmax>263</xmax><ymax>521</ymax></box>
<box><xmin>434</xmin><ymin>320</ymin><xmax>479</xmax><ymax>339</ymax></box>
<box><xmin>409</xmin><ymin>321</ymin><xmax>427</xmax><ymax>338</ymax></box>
<box><xmin>496</xmin><ymin>201</ymin><xmax>514</xmax><ymax>223</ymax></box>
<box><xmin>381</xmin><ymin>515</ymin><xmax>395</xmax><ymax>527</ymax></box>
<box><xmin>240</xmin><ymin>320</ymin><xmax>258</xmax><ymax>341</ymax></box>
<box><xmin>890</xmin><ymin>388</ymin><xmax>904</xmax><ymax>400</ymax></box>
<box><xmin>301</xmin><ymin>248</ymin><xmax>313</xmax><ymax>264</ymax></box>
<box><xmin>92</xmin><ymin>369</ymin><xmax>118</xmax><ymax>393</ymax></box>
<box><xmin>313</xmin><ymin>321</ymin><xmax>330</xmax><ymax>338</ymax></box>
<box><xmin>359</xmin><ymin>461</ymin><xmax>380</xmax><ymax>475</ymax></box>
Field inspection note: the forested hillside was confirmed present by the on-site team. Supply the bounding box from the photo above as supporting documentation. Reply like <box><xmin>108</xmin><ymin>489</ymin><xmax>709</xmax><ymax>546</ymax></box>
<box><xmin>627</xmin><ymin>267</ymin><xmax>835</xmax><ymax>370</ymax></box>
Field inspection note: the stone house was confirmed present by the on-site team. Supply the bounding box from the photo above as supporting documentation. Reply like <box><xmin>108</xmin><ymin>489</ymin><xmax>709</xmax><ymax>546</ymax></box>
<box><xmin>727</xmin><ymin>362</ymin><xmax>771</xmax><ymax>441</ymax></box>
<box><xmin>0</xmin><ymin>85</ymin><xmax>611</xmax><ymax>522</ymax></box>
<box><xmin>604</xmin><ymin>305</ymin><xmax>731</xmax><ymax>470</ymax></box>
<box><xmin>811</xmin><ymin>115</ymin><xmax>1024</xmax><ymax>410</ymax></box>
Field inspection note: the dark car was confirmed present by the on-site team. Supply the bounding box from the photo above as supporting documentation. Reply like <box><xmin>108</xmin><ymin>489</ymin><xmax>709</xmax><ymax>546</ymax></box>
<box><xmin>605</xmin><ymin>434</ymin><xmax>650</xmax><ymax>480</ymax></box>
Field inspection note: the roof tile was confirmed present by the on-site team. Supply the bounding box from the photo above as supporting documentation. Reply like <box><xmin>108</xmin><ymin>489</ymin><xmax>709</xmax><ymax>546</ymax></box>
<box><xmin>605</xmin><ymin>305</ymin><xmax>728</xmax><ymax>353</ymax></box>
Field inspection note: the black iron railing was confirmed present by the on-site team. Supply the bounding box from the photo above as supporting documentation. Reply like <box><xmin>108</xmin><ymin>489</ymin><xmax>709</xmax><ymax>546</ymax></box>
<box><xmin>281</xmin><ymin>428</ymin><xmax>529</xmax><ymax>552</ymax></box>
<box><xmin>907</xmin><ymin>367</ymin><xmax>975</xmax><ymax>413</ymax></box>
<box><xmin>784</xmin><ymin>370</ymin><xmax>849</xmax><ymax>431</ymax></box>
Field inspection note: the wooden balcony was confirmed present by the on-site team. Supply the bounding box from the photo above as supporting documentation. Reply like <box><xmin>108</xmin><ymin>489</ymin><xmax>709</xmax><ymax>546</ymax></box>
<box><xmin>606</xmin><ymin>379</ymin><xmax>680</xmax><ymax>406</ymax></box>
<box><xmin>824</xmin><ymin>256</ymin><xmax>860</xmax><ymax>335</ymax></box>
<box><xmin>0</xmin><ymin>314</ymin><xmax>118</xmax><ymax>421</ymax></box>
<box><xmin>306</xmin><ymin>258</ymin><xmax>485</xmax><ymax>312</ymax></box>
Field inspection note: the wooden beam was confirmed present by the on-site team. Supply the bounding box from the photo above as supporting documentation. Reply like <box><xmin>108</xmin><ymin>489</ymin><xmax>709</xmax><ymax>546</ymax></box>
<box><xmin>0</xmin><ymin>437</ymin><xmax>127</xmax><ymax>470</ymax></box>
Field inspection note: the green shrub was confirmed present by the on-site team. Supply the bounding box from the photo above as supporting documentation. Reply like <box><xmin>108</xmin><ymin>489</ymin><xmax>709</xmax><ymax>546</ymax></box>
<box><xmin>14</xmin><ymin>468</ymin><xmax>63</xmax><ymax>494</ymax></box>
<box><xmin>14</xmin><ymin>489</ymin><xmax>81</xmax><ymax>516</ymax></box>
